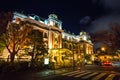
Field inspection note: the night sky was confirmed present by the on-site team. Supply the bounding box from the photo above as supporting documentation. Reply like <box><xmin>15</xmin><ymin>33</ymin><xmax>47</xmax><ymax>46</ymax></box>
<box><xmin>0</xmin><ymin>0</ymin><xmax>120</xmax><ymax>34</ymax></box>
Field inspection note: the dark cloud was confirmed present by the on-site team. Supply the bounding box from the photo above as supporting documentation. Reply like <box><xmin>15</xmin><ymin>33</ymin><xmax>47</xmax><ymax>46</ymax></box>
<box><xmin>100</xmin><ymin>0</ymin><xmax>120</xmax><ymax>11</ymax></box>
<box><xmin>89</xmin><ymin>0</ymin><xmax>120</xmax><ymax>33</ymax></box>
<box><xmin>92</xmin><ymin>0</ymin><xmax>120</xmax><ymax>12</ymax></box>
<box><xmin>80</xmin><ymin>16</ymin><xmax>91</xmax><ymax>25</ymax></box>
<box><xmin>90</xmin><ymin>13</ymin><xmax>120</xmax><ymax>33</ymax></box>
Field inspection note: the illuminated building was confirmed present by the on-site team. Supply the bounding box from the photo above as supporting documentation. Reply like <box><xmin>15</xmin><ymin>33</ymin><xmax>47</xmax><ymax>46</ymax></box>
<box><xmin>62</xmin><ymin>31</ymin><xmax>94</xmax><ymax>66</ymax></box>
<box><xmin>2</xmin><ymin>12</ymin><xmax>94</xmax><ymax>68</ymax></box>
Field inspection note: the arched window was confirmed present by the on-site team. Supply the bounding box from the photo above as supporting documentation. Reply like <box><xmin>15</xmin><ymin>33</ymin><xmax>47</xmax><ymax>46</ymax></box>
<box><xmin>44</xmin><ymin>33</ymin><xmax>48</xmax><ymax>38</ymax></box>
<box><xmin>69</xmin><ymin>44</ymin><xmax>73</xmax><ymax>50</ymax></box>
<box><xmin>34</xmin><ymin>15</ymin><xmax>40</xmax><ymax>21</ymax></box>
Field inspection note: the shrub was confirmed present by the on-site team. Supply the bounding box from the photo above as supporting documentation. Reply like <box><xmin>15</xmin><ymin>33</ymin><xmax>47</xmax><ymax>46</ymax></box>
<box><xmin>1</xmin><ymin>61</ymin><xmax>29</xmax><ymax>74</ymax></box>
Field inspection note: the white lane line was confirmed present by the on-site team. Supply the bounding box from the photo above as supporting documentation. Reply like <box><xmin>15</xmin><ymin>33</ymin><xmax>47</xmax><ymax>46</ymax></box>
<box><xmin>92</xmin><ymin>73</ymin><xmax>107</xmax><ymax>80</ymax></box>
<box><xmin>74</xmin><ymin>72</ymin><xmax>91</xmax><ymax>78</ymax></box>
<box><xmin>62</xmin><ymin>70</ymin><xmax>80</xmax><ymax>75</ymax></box>
<box><xmin>81</xmin><ymin>72</ymin><xmax>99</xmax><ymax>79</ymax></box>
<box><xmin>105</xmin><ymin>74</ymin><xmax>116</xmax><ymax>80</ymax></box>
<box><xmin>68</xmin><ymin>71</ymin><xmax>86</xmax><ymax>76</ymax></box>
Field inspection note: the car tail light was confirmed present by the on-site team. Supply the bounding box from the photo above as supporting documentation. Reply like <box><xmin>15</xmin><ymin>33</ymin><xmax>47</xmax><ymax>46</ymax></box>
<box><xmin>103</xmin><ymin>62</ymin><xmax>112</xmax><ymax>65</ymax></box>
<box><xmin>108</xmin><ymin>62</ymin><xmax>112</xmax><ymax>64</ymax></box>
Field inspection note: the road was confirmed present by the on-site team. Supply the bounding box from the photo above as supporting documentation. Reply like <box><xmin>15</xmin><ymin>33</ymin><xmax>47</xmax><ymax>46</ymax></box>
<box><xmin>42</xmin><ymin>65</ymin><xmax>120</xmax><ymax>80</ymax></box>
<box><xmin>1</xmin><ymin>65</ymin><xmax>120</xmax><ymax>80</ymax></box>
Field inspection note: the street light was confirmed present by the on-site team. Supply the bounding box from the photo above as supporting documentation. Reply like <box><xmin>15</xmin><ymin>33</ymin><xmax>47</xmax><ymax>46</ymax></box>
<box><xmin>101</xmin><ymin>47</ymin><xmax>106</xmax><ymax>52</ymax></box>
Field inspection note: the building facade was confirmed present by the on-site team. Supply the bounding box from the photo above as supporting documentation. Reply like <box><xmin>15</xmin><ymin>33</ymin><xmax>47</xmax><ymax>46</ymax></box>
<box><xmin>2</xmin><ymin>12</ymin><xmax>94</xmax><ymax>68</ymax></box>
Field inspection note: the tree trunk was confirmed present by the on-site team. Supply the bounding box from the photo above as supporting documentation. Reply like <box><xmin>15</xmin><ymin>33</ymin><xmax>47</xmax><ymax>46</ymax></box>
<box><xmin>30</xmin><ymin>51</ymin><xmax>35</xmax><ymax>68</ymax></box>
<box><xmin>10</xmin><ymin>53</ymin><xmax>15</xmax><ymax>63</ymax></box>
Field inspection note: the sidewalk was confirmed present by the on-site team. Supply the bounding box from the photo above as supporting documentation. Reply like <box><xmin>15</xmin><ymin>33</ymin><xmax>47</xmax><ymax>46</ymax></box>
<box><xmin>35</xmin><ymin>67</ymin><xmax>75</xmax><ymax>76</ymax></box>
<box><xmin>34</xmin><ymin>66</ymin><xmax>83</xmax><ymax>76</ymax></box>
<box><xmin>0</xmin><ymin>66</ymin><xmax>83</xmax><ymax>80</ymax></box>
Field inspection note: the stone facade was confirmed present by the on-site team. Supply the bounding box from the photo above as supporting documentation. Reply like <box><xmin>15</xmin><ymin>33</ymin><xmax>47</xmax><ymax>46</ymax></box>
<box><xmin>1</xmin><ymin>12</ymin><xmax>94</xmax><ymax>68</ymax></box>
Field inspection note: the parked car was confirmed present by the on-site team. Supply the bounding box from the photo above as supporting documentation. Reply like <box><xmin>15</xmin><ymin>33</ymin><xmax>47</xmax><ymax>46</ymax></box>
<box><xmin>112</xmin><ymin>61</ymin><xmax>120</xmax><ymax>67</ymax></box>
<box><xmin>102</xmin><ymin>61</ymin><xmax>112</xmax><ymax>66</ymax></box>
<box><xmin>94</xmin><ymin>60</ymin><xmax>102</xmax><ymax>65</ymax></box>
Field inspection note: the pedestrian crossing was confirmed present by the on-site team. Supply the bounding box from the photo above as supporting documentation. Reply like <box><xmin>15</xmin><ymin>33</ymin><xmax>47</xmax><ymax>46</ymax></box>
<box><xmin>61</xmin><ymin>70</ymin><xmax>120</xmax><ymax>80</ymax></box>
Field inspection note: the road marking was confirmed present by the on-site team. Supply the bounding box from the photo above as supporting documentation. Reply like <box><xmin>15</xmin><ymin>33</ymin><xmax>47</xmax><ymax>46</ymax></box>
<box><xmin>92</xmin><ymin>73</ymin><xmax>106</xmax><ymax>80</ymax></box>
<box><xmin>68</xmin><ymin>71</ymin><xmax>86</xmax><ymax>76</ymax></box>
<box><xmin>105</xmin><ymin>74</ymin><xmax>116</xmax><ymax>80</ymax></box>
<box><xmin>81</xmin><ymin>72</ymin><xmax>99</xmax><ymax>79</ymax></box>
<box><xmin>74</xmin><ymin>72</ymin><xmax>91</xmax><ymax>78</ymax></box>
<box><xmin>62</xmin><ymin>70</ymin><xmax>80</xmax><ymax>75</ymax></box>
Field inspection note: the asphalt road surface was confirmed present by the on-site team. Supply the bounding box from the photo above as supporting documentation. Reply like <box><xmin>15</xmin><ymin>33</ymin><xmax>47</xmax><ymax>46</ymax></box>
<box><xmin>1</xmin><ymin>65</ymin><xmax>120</xmax><ymax>80</ymax></box>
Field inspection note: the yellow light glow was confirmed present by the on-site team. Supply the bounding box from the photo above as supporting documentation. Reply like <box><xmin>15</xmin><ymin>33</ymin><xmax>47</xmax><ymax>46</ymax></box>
<box><xmin>50</xmin><ymin>21</ymin><xmax>54</xmax><ymax>26</ymax></box>
<box><xmin>49</xmin><ymin>44</ymin><xmax>52</xmax><ymax>49</ymax></box>
<box><xmin>101</xmin><ymin>47</ymin><xmax>106</xmax><ymax>51</ymax></box>
<box><xmin>44</xmin><ymin>58</ymin><xmax>49</xmax><ymax>65</ymax></box>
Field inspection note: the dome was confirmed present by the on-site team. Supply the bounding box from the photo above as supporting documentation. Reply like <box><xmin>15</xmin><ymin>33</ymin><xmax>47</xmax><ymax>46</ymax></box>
<box><xmin>48</xmin><ymin>14</ymin><xmax>58</xmax><ymax>19</ymax></box>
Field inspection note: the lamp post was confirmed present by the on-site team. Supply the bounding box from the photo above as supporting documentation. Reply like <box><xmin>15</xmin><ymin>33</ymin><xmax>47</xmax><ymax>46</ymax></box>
<box><xmin>73</xmin><ymin>50</ymin><xmax>75</xmax><ymax>70</ymax></box>
<box><xmin>100</xmin><ymin>46</ymin><xmax>106</xmax><ymax>61</ymax></box>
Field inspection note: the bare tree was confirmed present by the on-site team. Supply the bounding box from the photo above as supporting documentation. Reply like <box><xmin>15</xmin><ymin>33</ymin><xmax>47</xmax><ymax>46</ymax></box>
<box><xmin>91</xmin><ymin>23</ymin><xmax>120</xmax><ymax>54</ymax></box>
<box><xmin>0</xmin><ymin>12</ymin><xmax>13</xmax><ymax>54</ymax></box>
<box><xmin>0</xmin><ymin>21</ymin><xmax>32</xmax><ymax>63</ymax></box>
